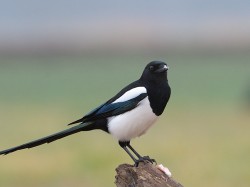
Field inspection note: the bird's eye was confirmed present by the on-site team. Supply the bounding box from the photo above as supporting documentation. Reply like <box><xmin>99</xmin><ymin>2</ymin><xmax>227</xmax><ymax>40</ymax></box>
<box><xmin>149</xmin><ymin>66</ymin><xmax>154</xmax><ymax>71</ymax></box>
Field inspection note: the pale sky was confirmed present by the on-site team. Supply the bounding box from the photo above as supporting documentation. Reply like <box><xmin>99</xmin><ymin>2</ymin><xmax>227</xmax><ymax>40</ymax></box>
<box><xmin>0</xmin><ymin>0</ymin><xmax>249</xmax><ymax>49</ymax></box>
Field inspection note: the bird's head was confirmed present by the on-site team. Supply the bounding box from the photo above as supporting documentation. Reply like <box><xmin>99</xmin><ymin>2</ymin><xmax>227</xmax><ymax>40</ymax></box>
<box><xmin>140</xmin><ymin>61</ymin><xmax>169</xmax><ymax>83</ymax></box>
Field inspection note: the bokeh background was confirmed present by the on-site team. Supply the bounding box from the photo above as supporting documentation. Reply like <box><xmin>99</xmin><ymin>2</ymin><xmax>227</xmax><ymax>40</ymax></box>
<box><xmin>0</xmin><ymin>1</ymin><xmax>250</xmax><ymax>187</ymax></box>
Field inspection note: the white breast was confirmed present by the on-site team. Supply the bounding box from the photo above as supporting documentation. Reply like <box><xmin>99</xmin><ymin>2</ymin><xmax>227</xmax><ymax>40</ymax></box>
<box><xmin>108</xmin><ymin>97</ymin><xmax>158</xmax><ymax>141</ymax></box>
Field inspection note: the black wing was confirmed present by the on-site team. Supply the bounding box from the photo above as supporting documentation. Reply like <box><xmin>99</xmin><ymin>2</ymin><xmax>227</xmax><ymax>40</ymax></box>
<box><xmin>68</xmin><ymin>93</ymin><xmax>147</xmax><ymax>125</ymax></box>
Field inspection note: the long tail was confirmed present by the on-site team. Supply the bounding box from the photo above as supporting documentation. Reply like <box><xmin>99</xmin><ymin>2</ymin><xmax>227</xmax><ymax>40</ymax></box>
<box><xmin>0</xmin><ymin>122</ymin><xmax>91</xmax><ymax>155</ymax></box>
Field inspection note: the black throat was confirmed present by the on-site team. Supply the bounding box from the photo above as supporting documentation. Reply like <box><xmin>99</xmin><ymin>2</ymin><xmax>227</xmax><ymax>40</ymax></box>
<box><xmin>140</xmin><ymin>73</ymin><xmax>171</xmax><ymax>116</ymax></box>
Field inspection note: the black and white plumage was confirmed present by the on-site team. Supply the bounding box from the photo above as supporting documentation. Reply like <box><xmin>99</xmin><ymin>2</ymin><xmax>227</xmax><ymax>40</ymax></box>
<box><xmin>0</xmin><ymin>61</ymin><xmax>171</xmax><ymax>165</ymax></box>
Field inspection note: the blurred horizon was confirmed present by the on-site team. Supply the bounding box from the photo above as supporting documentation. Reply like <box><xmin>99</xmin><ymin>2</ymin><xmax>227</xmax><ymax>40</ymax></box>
<box><xmin>0</xmin><ymin>0</ymin><xmax>250</xmax><ymax>55</ymax></box>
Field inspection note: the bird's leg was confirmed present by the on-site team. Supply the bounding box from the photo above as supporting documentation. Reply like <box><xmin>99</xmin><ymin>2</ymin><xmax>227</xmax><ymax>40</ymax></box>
<box><xmin>126</xmin><ymin>143</ymin><xmax>142</xmax><ymax>158</ymax></box>
<box><xmin>127</xmin><ymin>143</ymin><xmax>156</xmax><ymax>165</ymax></box>
<box><xmin>119</xmin><ymin>141</ymin><xmax>156</xmax><ymax>166</ymax></box>
<box><xmin>119</xmin><ymin>141</ymin><xmax>138</xmax><ymax>163</ymax></box>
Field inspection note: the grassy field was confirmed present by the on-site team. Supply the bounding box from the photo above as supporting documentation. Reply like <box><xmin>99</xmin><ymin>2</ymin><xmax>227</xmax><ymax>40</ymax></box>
<box><xmin>0</xmin><ymin>54</ymin><xmax>249</xmax><ymax>187</ymax></box>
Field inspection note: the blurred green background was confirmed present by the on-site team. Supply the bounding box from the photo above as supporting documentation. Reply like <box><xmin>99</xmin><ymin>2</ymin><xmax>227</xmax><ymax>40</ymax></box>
<box><xmin>0</xmin><ymin>1</ymin><xmax>250</xmax><ymax>187</ymax></box>
<box><xmin>1</xmin><ymin>54</ymin><xmax>249</xmax><ymax>187</ymax></box>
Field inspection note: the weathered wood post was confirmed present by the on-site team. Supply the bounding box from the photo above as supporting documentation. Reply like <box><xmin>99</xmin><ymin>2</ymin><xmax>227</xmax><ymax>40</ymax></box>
<box><xmin>115</xmin><ymin>162</ymin><xmax>184</xmax><ymax>187</ymax></box>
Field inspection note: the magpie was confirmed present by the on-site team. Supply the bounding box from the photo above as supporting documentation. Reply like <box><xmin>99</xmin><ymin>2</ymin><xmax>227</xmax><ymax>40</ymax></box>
<box><xmin>0</xmin><ymin>61</ymin><xmax>171</xmax><ymax>166</ymax></box>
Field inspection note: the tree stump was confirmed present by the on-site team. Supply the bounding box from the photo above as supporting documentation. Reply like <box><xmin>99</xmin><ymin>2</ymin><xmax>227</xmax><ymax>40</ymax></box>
<box><xmin>115</xmin><ymin>161</ymin><xmax>183</xmax><ymax>187</ymax></box>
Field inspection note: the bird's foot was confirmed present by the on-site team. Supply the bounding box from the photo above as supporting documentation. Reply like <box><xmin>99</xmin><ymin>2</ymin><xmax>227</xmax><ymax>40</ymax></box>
<box><xmin>134</xmin><ymin>156</ymin><xmax>157</xmax><ymax>167</ymax></box>
<box><xmin>141</xmin><ymin>156</ymin><xmax>156</xmax><ymax>164</ymax></box>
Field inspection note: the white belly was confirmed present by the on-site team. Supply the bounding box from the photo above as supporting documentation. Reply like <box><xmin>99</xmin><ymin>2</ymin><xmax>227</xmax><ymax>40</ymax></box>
<box><xmin>107</xmin><ymin>97</ymin><xmax>158</xmax><ymax>141</ymax></box>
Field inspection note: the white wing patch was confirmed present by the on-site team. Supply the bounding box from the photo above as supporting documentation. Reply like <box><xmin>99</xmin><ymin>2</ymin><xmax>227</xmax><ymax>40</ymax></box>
<box><xmin>113</xmin><ymin>87</ymin><xmax>147</xmax><ymax>103</ymax></box>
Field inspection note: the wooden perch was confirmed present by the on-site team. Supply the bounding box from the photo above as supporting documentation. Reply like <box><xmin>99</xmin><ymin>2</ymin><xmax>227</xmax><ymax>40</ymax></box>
<box><xmin>115</xmin><ymin>161</ymin><xmax>184</xmax><ymax>187</ymax></box>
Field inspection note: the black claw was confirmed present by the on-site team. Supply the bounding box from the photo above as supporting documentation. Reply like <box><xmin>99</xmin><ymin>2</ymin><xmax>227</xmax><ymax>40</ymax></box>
<box><xmin>134</xmin><ymin>156</ymin><xmax>157</xmax><ymax>167</ymax></box>
<box><xmin>142</xmin><ymin>156</ymin><xmax>157</xmax><ymax>164</ymax></box>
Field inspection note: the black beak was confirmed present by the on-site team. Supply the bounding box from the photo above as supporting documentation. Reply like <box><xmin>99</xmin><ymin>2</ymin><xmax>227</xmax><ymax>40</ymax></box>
<box><xmin>155</xmin><ymin>64</ymin><xmax>169</xmax><ymax>73</ymax></box>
